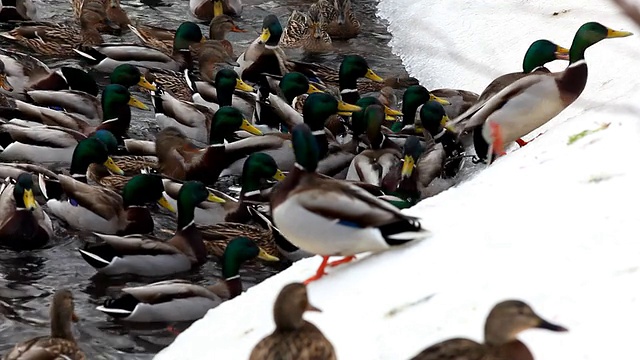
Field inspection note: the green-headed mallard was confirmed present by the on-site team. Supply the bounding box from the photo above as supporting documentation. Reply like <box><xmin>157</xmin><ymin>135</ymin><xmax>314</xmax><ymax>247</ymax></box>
<box><xmin>2</xmin><ymin>289</ymin><xmax>85</xmax><ymax>360</ymax></box>
<box><xmin>410</xmin><ymin>300</ymin><xmax>567</xmax><ymax>360</ymax></box>
<box><xmin>235</xmin><ymin>15</ymin><xmax>287</xmax><ymax>83</ymax></box>
<box><xmin>449</xmin><ymin>22</ymin><xmax>632</xmax><ymax>162</ymax></box>
<box><xmin>345</xmin><ymin>104</ymin><xmax>401</xmax><ymax>185</ymax></box>
<box><xmin>316</xmin><ymin>0</ymin><xmax>359</xmax><ymax>39</ymax></box>
<box><xmin>44</xmin><ymin>173</ymin><xmax>174</xmax><ymax>235</ymax></box>
<box><xmin>270</xmin><ymin>123</ymin><xmax>428</xmax><ymax>283</ymax></box>
<box><xmin>390</xmin><ymin>85</ymin><xmax>450</xmax><ymax>134</ymax></box>
<box><xmin>190</xmin><ymin>0</ymin><xmax>241</xmax><ymax>21</ymax></box>
<box><xmin>449</xmin><ymin>39</ymin><xmax>570</xmax><ymax>132</ymax></box>
<box><xmin>0</xmin><ymin>172</ymin><xmax>53</xmax><ymax>250</ymax></box>
<box><xmin>419</xmin><ymin>100</ymin><xmax>464</xmax><ymax>178</ymax></box>
<box><xmin>187</xmin><ymin>67</ymin><xmax>255</xmax><ymax>117</ymax></box>
<box><xmin>345</xmin><ymin>96</ymin><xmax>404</xmax><ymax>153</ymax></box>
<box><xmin>337</xmin><ymin>55</ymin><xmax>384</xmax><ymax>104</ymax></box>
<box><xmin>249</xmin><ymin>282</ymin><xmax>336</xmax><ymax>360</ymax></box>
<box><xmin>78</xmin><ymin>180</ymin><xmax>218</xmax><ymax>277</ymax></box>
<box><xmin>95</xmin><ymin>236</ymin><xmax>277</xmax><ymax>323</ymax></box>
<box><xmin>281</xmin><ymin>6</ymin><xmax>332</xmax><ymax>53</ymax></box>
<box><xmin>0</xmin><ymin>18</ymin><xmax>103</xmax><ymax>57</ymax></box>
<box><xmin>74</xmin><ymin>21</ymin><xmax>205</xmax><ymax>73</ymax></box>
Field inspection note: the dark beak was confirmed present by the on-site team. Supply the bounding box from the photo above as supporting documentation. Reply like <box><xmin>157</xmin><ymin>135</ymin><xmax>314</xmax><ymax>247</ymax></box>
<box><xmin>537</xmin><ymin>318</ymin><xmax>568</xmax><ymax>332</ymax></box>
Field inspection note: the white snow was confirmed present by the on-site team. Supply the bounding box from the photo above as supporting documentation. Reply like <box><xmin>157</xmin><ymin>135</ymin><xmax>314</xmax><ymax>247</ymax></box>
<box><xmin>155</xmin><ymin>0</ymin><xmax>640</xmax><ymax>359</ymax></box>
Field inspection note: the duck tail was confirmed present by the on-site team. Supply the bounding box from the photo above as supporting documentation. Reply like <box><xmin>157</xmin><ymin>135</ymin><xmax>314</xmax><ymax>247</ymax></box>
<box><xmin>77</xmin><ymin>243</ymin><xmax>117</xmax><ymax>269</ymax></box>
<box><xmin>38</xmin><ymin>173</ymin><xmax>64</xmax><ymax>201</ymax></box>
<box><xmin>96</xmin><ymin>293</ymin><xmax>139</xmax><ymax>318</ymax></box>
<box><xmin>379</xmin><ymin>217</ymin><xmax>430</xmax><ymax>245</ymax></box>
<box><xmin>73</xmin><ymin>47</ymin><xmax>105</xmax><ymax>65</ymax></box>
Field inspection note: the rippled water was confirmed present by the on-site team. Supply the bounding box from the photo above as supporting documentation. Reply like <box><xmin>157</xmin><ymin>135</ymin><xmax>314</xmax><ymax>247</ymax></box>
<box><xmin>0</xmin><ymin>0</ymin><xmax>409</xmax><ymax>357</ymax></box>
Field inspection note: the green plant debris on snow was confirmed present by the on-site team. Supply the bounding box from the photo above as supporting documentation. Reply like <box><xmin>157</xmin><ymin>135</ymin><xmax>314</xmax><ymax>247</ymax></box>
<box><xmin>567</xmin><ymin>123</ymin><xmax>611</xmax><ymax>145</ymax></box>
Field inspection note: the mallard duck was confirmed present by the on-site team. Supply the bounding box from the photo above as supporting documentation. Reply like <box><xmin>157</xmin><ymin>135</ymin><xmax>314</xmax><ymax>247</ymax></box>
<box><xmin>249</xmin><ymin>282</ymin><xmax>336</xmax><ymax>360</ymax></box>
<box><xmin>103</xmin><ymin>0</ymin><xmax>130</xmax><ymax>31</ymax></box>
<box><xmin>190</xmin><ymin>0</ymin><xmax>241</xmax><ymax>21</ymax></box>
<box><xmin>390</xmin><ymin>85</ymin><xmax>449</xmax><ymax>134</ymax></box>
<box><xmin>0</xmin><ymin>172</ymin><xmax>53</xmax><ymax>250</ymax></box>
<box><xmin>235</xmin><ymin>15</ymin><xmax>287</xmax><ymax>84</ymax></box>
<box><xmin>77</xmin><ymin>0</ymin><xmax>125</xmax><ymax>35</ymax></box>
<box><xmin>410</xmin><ymin>300</ymin><xmax>567</xmax><ymax>360</ymax></box>
<box><xmin>44</xmin><ymin>173</ymin><xmax>174</xmax><ymax>235</ymax></box>
<box><xmin>86</xmin><ymin>153</ymin><xmax>159</xmax><ymax>193</ymax></box>
<box><xmin>448</xmin><ymin>22</ymin><xmax>632</xmax><ymax>162</ymax></box>
<box><xmin>2</xmin><ymin>289</ymin><xmax>85</xmax><ymax>360</ymax></box>
<box><xmin>448</xmin><ymin>39</ymin><xmax>570</xmax><ymax>133</ymax></box>
<box><xmin>208</xmin><ymin>14</ymin><xmax>246</xmax><ymax>55</ymax></box>
<box><xmin>95</xmin><ymin>237</ymin><xmax>277</xmax><ymax>322</ymax></box>
<box><xmin>0</xmin><ymin>17</ymin><xmax>103</xmax><ymax>56</ymax></box>
<box><xmin>281</xmin><ymin>6</ymin><xmax>332</xmax><ymax>53</ymax></box>
<box><xmin>345</xmin><ymin>96</ymin><xmax>404</xmax><ymax>154</ymax></box>
<box><xmin>0</xmin><ymin>0</ymin><xmax>37</xmax><ymax>21</ymax></box>
<box><xmin>316</xmin><ymin>0</ymin><xmax>359</xmax><ymax>40</ymax></box>
<box><xmin>346</xmin><ymin>104</ymin><xmax>402</xmax><ymax>185</ymax></box>
<box><xmin>187</xmin><ymin>67</ymin><xmax>255</xmax><ymax>117</ymax></box>
<box><xmin>337</xmin><ymin>55</ymin><xmax>384</xmax><ymax>104</ymax></box>
<box><xmin>74</xmin><ymin>21</ymin><xmax>205</xmax><ymax>73</ymax></box>
<box><xmin>419</xmin><ymin>100</ymin><xmax>464</xmax><ymax>178</ymax></box>
<box><xmin>78</xmin><ymin>180</ymin><xmax>219</xmax><ymax>277</ymax></box>
<box><xmin>270</xmin><ymin>123</ymin><xmax>429</xmax><ymax>283</ymax></box>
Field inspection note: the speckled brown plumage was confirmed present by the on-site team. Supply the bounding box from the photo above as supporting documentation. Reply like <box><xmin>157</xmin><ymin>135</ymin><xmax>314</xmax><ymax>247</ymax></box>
<box><xmin>199</xmin><ymin>222</ymin><xmax>279</xmax><ymax>260</ymax></box>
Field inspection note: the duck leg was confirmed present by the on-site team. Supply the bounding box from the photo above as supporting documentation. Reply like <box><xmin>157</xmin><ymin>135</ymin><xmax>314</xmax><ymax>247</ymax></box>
<box><xmin>303</xmin><ymin>256</ymin><xmax>330</xmax><ymax>284</ymax></box>
<box><xmin>328</xmin><ymin>255</ymin><xmax>356</xmax><ymax>267</ymax></box>
<box><xmin>516</xmin><ymin>132</ymin><xmax>545</xmax><ymax>147</ymax></box>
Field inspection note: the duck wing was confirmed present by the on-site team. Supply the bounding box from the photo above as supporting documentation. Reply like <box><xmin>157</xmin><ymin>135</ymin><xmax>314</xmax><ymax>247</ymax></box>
<box><xmin>123</xmin><ymin>279</ymin><xmax>221</xmax><ymax>303</ymax></box>
<box><xmin>57</xmin><ymin>174</ymin><xmax>123</xmax><ymax>221</ymax></box>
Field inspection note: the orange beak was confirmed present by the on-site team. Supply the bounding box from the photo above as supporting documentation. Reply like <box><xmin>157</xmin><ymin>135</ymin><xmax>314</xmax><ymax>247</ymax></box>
<box><xmin>231</xmin><ymin>25</ymin><xmax>247</xmax><ymax>33</ymax></box>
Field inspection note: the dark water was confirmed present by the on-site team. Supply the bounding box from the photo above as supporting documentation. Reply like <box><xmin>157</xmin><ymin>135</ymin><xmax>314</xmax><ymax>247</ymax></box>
<box><xmin>0</xmin><ymin>0</ymin><xmax>409</xmax><ymax>357</ymax></box>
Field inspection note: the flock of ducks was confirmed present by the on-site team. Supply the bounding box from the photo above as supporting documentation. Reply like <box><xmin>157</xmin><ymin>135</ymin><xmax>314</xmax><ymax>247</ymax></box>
<box><xmin>0</xmin><ymin>0</ymin><xmax>632</xmax><ymax>357</ymax></box>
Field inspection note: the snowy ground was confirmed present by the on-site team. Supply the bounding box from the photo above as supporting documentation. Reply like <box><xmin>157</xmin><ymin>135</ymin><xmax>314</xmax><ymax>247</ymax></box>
<box><xmin>156</xmin><ymin>0</ymin><xmax>640</xmax><ymax>359</ymax></box>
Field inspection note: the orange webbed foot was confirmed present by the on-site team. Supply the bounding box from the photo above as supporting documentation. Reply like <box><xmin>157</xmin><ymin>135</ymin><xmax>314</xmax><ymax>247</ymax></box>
<box><xmin>304</xmin><ymin>256</ymin><xmax>330</xmax><ymax>285</ymax></box>
<box><xmin>328</xmin><ymin>255</ymin><xmax>356</xmax><ymax>267</ymax></box>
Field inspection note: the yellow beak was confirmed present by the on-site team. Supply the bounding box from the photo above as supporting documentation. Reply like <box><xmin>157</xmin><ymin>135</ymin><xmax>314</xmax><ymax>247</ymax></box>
<box><xmin>138</xmin><ymin>76</ymin><xmax>157</xmax><ymax>91</ymax></box>
<box><xmin>272</xmin><ymin>169</ymin><xmax>286</xmax><ymax>181</ymax></box>
<box><xmin>554</xmin><ymin>45</ymin><xmax>570</xmax><ymax>60</ymax></box>
<box><xmin>128</xmin><ymin>96</ymin><xmax>149</xmax><ymax>110</ymax></box>
<box><xmin>103</xmin><ymin>157</ymin><xmax>124</xmax><ymax>175</ymax></box>
<box><xmin>430</xmin><ymin>94</ymin><xmax>450</xmax><ymax>105</ymax></box>
<box><xmin>307</xmin><ymin>83</ymin><xmax>323</xmax><ymax>94</ymax></box>
<box><xmin>157</xmin><ymin>194</ymin><xmax>176</xmax><ymax>213</ymax></box>
<box><xmin>0</xmin><ymin>74</ymin><xmax>13</xmax><ymax>91</ymax></box>
<box><xmin>23</xmin><ymin>189</ymin><xmax>37</xmax><ymax>210</ymax></box>
<box><xmin>207</xmin><ymin>192</ymin><xmax>226</xmax><ymax>203</ymax></box>
<box><xmin>337</xmin><ymin>100</ymin><xmax>362</xmax><ymax>113</ymax></box>
<box><xmin>606</xmin><ymin>28</ymin><xmax>633</xmax><ymax>38</ymax></box>
<box><xmin>440</xmin><ymin>114</ymin><xmax>450</xmax><ymax>128</ymax></box>
<box><xmin>240</xmin><ymin>119</ymin><xmax>263</xmax><ymax>136</ymax></box>
<box><xmin>259</xmin><ymin>28</ymin><xmax>270</xmax><ymax>43</ymax></box>
<box><xmin>257</xmin><ymin>247</ymin><xmax>280</xmax><ymax>262</ymax></box>
<box><xmin>384</xmin><ymin>106</ymin><xmax>403</xmax><ymax>117</ymax></box>
<box><xmin>213</xmin><ymin>0</ymin><xmax>224</xmax><ymax>17</ymax></box>
<box><xmin>365</xmin><ymin>68</ymin><xmax>384</xmax><ymax>83</ymax></box>
<box><xmin>235</xmin><ymin>78</ymin><xmax>254</xmax><ymax>92</ymax></box>
<box><xmin>401</xmin><ymin>155</ymin><xmax>415</xmax><ymax>178</ymax></box>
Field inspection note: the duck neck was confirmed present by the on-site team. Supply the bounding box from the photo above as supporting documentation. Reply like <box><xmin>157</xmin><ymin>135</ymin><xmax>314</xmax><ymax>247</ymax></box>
<box><xmin>313</xmin><ymin>131</ymin><xmax>329</xmax><ymax>159</ymax></box>
<box><xmin>177</xmin><ymin>200</ymin><xmax>196</xmax><ymax>230</ymax></box>
<box><xmin>210</xmin><ymin>27</ymin><xmax>226</xmax><ymax>40</ymax></box>
<box><xmin>101</xmin><ymin>103</ymin><xmax>131</xmax><ymax>140</ymax></box>
<box><xmin>50</xmin><ymin>311</ymin><xmax>74</xmax><ymax>341</ymax></box>
<box><xmin>217</xmin><ymin>86</ymin><xmax>234</xmax><ymax>107</ymax></box>
<box><xmin>568</xmin><ymin>36</ymin><xmax>588</xmax><ymax>64</ymax></box>
<box><xmin>401</xmin><ymin>102</ymin><xmax>419</xmax><ymax>127</ymax></box>
<box><xmin>221</xmin><ymin>255</ymin><xmax>243</xmax><ymax>298</ymax></box>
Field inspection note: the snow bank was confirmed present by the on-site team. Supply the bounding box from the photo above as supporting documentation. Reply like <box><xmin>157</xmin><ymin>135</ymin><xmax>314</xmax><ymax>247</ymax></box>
<box><xmin>156</xmin><ymin>0</ymin><xmax>640</xmax><ymax>359</ymax></box>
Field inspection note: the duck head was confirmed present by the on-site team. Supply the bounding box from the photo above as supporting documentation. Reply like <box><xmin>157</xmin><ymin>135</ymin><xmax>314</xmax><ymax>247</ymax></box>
<box><xmin>273</xmin><ymin>282</ymin><xmax>321</xmax><ymax>331</ymax></box>
<box><xmin>110</xmin><ymin>64</ymin><xmax>156</xmax><ymax>91</ymax></box>
<box><xmin>122</xmin><ymin>174</ymin><xmax>175</xmax><ymax>213</ymax></box>
<box><xmin>209</xmin><ymin>106</ymin><xmax>263</xmax><ymax>144</ymax></box>
<box><xmin>173</xmin><ymin>21</ymin><xmax>206</xmax><ymax>52</ymax></box>
<box><xmin>258</xmin><ymin>15</ymin><xmax>283</xmax><ymax>48</ymax></box>
<box><xmin>13</xmin><ymin>173</ymin><xmax>37</xmax><ymax>211</ymax></box>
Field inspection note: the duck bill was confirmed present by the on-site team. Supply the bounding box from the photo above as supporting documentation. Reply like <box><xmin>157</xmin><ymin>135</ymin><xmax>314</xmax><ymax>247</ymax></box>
<box><xmin>23</xmin><ymin>189</ymin><xmax>37</xmax><ymax>210</ymax></box>
<box><xmin>207</xmin><ymin>192</ymin><xmax>226</xmax><ymax>203</ymax></box>
<box><xmin>235</xmin><ymin>78</ymin><xmax>254</xmax><ymax>92</ymax></box>
<box><xmin>240</xmin><ymin>119</ymin><xmax>263</xmax><ymax>136</ymax></box>
<box><xmin>384</xmin><ymin>106</ymin><xmax>403</xmax><ymax>117</ymax></box>
<box><xmin>307</xmin><ymin>83</ymin><xmax>323</xmax><ymax>94</ymax></box>
<box><xmin>257</xmin><ymin>248</ymin><xmax>280</xmax><ymax>262</ymax></box>
<box><xmin>430</xmin><ymin>94</ymin><xmax>450</xmax><ymax>105</ymax></box>
<box><xmin>128</xmin><ymin>96</ymin><xmax>149</xmax><ymax>110</ymax></box>
<box><xmin>440</xmin><ymin>114</ymin><xmax>450</xmax><ymax>128</ymax></box>
<box><xmin>0</xmin><ymin>74</ymin><xmax>13</xmax><ymax>91</ymax></box>
<box><xmin>259</xmin><ymin>28</ymin><xmax>270</xmax><ymax>43</ymax></box>
<box><xmin>554</xmin><ymin>45</ymin><xmax>570</xmax><ymax>60</ymax></box>
<box><xmin>537</xmin><ymin>318</ymin><xmax>568</xmax><ymax>332</ymax></box>
<box><xmin>401</xmin><ymin>156</ymin><xmax>415</xmax><ymax>178</ymax></box>
<box><xmin>213</xmin><ymin>0</ymin><xmax>224</xmax><ymax>17</ymax></box>
<box><xmin>157</xmin><ymin>194</ymin><xmax>176</xmax><ymax>213</ymax></box>
<box><xmin>306</xmin><ymin>302</ymin><xmax>322</xmax><ymax>312</ymax></box>
<box><xmin>200</xmin><ymin>36</ymin><xmax>207</xmax><ymax>43</ymax></box>
<box><xmin>606</xmin><ymin>28</ymin><xmax>633</xmax><ymax>38</ymax></box>
<box><xmin>365</xmin><ymin>68</ymin><xmax>384</xmax><ymax>83</ymax></box>
<box><xmin>337</xmin><ymin>101</ymin><xmax>362</xmax><ymax>113</ymax></box>
<box><xmin>103</xmin><ymin>157</ymin><xmax>124</xmax><ymax>175</ymax></box>
<box><xmin>230</xmin><ymin>24</ymin><xmax>246</xmax><ymax>33</ymax></box>
<box><xmin>273</xmin><ymin>169</ymin><xmax>286</xmax><ymax>181</ymax></box>
<box><xmin>138</xmin><ymin>76</ymin><xmax>157</xmax><ymax>91</ymax></box>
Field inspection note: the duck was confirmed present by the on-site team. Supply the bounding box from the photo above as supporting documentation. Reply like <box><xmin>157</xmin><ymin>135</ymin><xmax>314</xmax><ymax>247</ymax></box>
<box><xmin>207</xmin><ymin>14</ymin><xmax>246</xmax><ymax>56</ymax></box>
<box><xmin>390</xmin><ymin>85</ymin><xmax>450</xmax><ymax>134</ymax></box>
<box><xmin>44</xmin><ymin>173</ymin><xmax>174</xmax><ymax>235</ymax></box>
<box><xmin>249</xmin><ymin>282</ymin><xmax>336</xmax><ymax>360</ymax></box>
<box><xmin>447</xmin><ymin>22</ymin><xmax>632</xmax><ymax>163</ymax></box>
<box><xmin>270</xmin><ymin>123</ymin><xmax>429</xmax><ymax>283</ymax></box>
<box><xmin>448</xmin><ymin>39</ymin><xmax>570</xmax><ymax>134</ymax></box>
<box><xmin>346</xmin><ymin>96</ymin><xmax>404</xmax><ymax>153</ymax></box>
<box><xmin>410</xmin><ymin>300</ymin><xmax>567</xmax><ymax>360</ymax></box>
<box><xmin>163</xmin><ymin>152</ymin><xmax>284</xmax><ymax>227</ymax></box>
<box><xmin>86</xmin><ymin>154</ymin><xmax>159</xmax><ymax>193</ymax></box>
<box><xmin>281</xmin><ymin>5</ymin><xmax>332</xmax><ymax>53</ymax></box>
<box><xmin>95</xmin><ymin>237</ymin><xmax>278</xmax><ymax>322</ymax></box>
<box><xmin>419</xmin><ymin>100</ymin><xmax>465</xmax><ymax>178</ymax></box>
<box><xmin>0</xmin><ymin>16</ymin><xmax>104</xmax><ymax>56</ymax></box>
<box><xmin>345</xmin><ymin>104</ymin><xmax>402</xmax><ymax>186</ymax></box>
<box><xmin>0</xmin><ymin>0</ymin><xmax>37</xmax><ymax>22</ymax></box>
<box><xmin>336</xmin><ymin>55</ymin><xmax>384</xmax><ymax>104</ymax></box>
<box><xmin>190</xmin><ymin>0</ymin><xmax>242</xmax><ymax>21</ymax></box>
<box><xmin>73</xmin><ymin>21</ymin><xmax>206</xmax><ymax>73</ymax></box>
<box><xmin>235</xmin><ymin>14</ymin><xmax>287</xmax><ymax>84</ymax></box>
<box><xmin>103</xmin><ymin>0</ymin><xmax>130</xmax><ymax>32</ymax></box>
<box><xmin>78</xmin><ymin>180</ymin><xmax>219</xmax><ymax>277</ymax></box>
<box><xmin>316</xmin><ymin>0</ymin><xmax>360</xmax><ymax>40</ymax></box>
<box><xmin>187</xmin><ymin>67</ymin><xmax>256</xmax><ymax>117</ymax></box>
<box><xmin>0</xmin><ymin>172</ymin><xmax>53</xmax><ymax>250</ymax></box>
<box><xmin>1</xmin><ymin>289</ymin><xmax>85</xmax><ymax>360</ymax></box>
